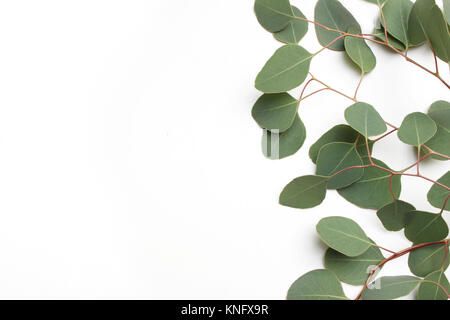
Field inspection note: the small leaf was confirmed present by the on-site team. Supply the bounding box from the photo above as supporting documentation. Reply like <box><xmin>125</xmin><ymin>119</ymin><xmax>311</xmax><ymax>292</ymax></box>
<box><xmin>287</xmin><ymin>269</ymin><xmax>348</xmax><ymax>300</ymax></box>
<box><xmin>418</xmin><ymin>270</ymin><xmax>450</xmax><ymax>300</ymax></box>
<box><xmin>427</xmin><ymin>171</ymin><xmax>450</xmax><ymax>212</ymax></box>
<box><xmin>344</xmin><ymin>102</ymin><xmax>387</xmax><ymax>137</ymax></box>
<box><xmin>262</xmin><ymin>114</ymin><xmax>306</xmax><ymax>159</ymax></box>
<box><xmin>254</xmin><ymin>0</ymin><xmax>294</xmax><ymax>33</ymax></box>
<box><xmin>316</xmin><ymin>142</ymin><xmax>364</xmax><ymax>189</ymax></box>
<box><xmin>408</xmin><ymin>243</ymin><xmax>450</xmax><ymax>277</ymax></box>
<box><xmin>316</xmin><ymin>216</ymin><xmax>372</xmax><ymax>257</ymax></box>
<box><xmin>344</xmin><ymin>29</ymin><xmax>376</xmax><ymax>74</ymax></box>
<box><xmin>255</xmin><ymin>45</ymin><xmax>313</xmax><ymax>93</ymax></box>
<box><xmin>404</xmin><ymin>211</ymin><xmax>449</xmax><ymax>244</ymax></box>
<box><xmin>408</xmin><ymin>0</ymin><xmax>435</xmax><ymax>47</ymax></box>
<box><xmin>325</xmin><ymin>242</ymin><xmax>385</xmax><ymax>285</ymax></box>
<box><xmin>376</xmin><ymin>200</ymin><xmax>416</xmax><ymax>232</ymax></box>
<box><xmin>314</xmin><ymin>0</ymin><xmax>361</xmax><ymax>51</ymax></box>
<box><xmin>252</xmin><ymin>93</ymin><xmax>298</xmax><ymax>132</ymax></box>
<box><xmin>361</xmin><ymin>276</ymin><xmax>421</xmax><ymax>300</ymax></box>
<box><xmin>279</xmin><ymin>175</ymin><xmax>328</xmax><ymax>209</ymax></box>
<box><xmin>381</xmin><ymin>0</ymin><xmax>414</xmax><ymax>48</ymax></box>
<box><xmin>338</xmin><ymin>157</ymin><xmax>401</xmax><ymax>210</ymax></box>
<box><xmin>428</xmin><ymin>100</ymin><xmax>450</xmax><ymax>131</ymax></box>
<box><xmin>274</xmin><ymin>6</ymin><xmax>308</xmax><ymax>45</ymax></box>
<box><xmin>397</xmin><ymin>112</ymin><xmax>437</xmax><ymax>146</ymax></box>
<box><xmin>373</xmin><ymin>28</ymin><xmax>406</xmax><ymax>51</ymax></box>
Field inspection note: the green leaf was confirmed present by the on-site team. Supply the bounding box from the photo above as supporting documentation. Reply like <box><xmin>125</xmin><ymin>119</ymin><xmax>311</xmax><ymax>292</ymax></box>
<box><xmin>426</xmin><ymin>5</ymin><xmax>450</xmax><ymax>63</ymax></box>
<box><xmin>274</xmin><ymin>6</ymin><xmax>308</xmax><ymax>44</ymax></box>
<box><xmin>424</xmin><ymin>126</ymin><xmax>450</xmax><ymax>161</ymax></box>
<box><xmin>361</xmin><ymin>276</ymin><xmax>421</xmax><ymax>300</ymax></box>
<box><xmin>314</xmin><ymin>0</ymin><xmax>361</xmax><ymax>51</ymax></box>
<box><xmin>254</xmin><ymin>0</ymin><xmax>294</xmax><ymax>33</ymax></box>
<box><xmin>344</xmin><ymin>28</ymin><xmax>376</xmax><ymax>74</ymax></box>
<box><xmin>252</xmin><ymin>93</ymin><xmax>298</xmax><ymax>132</ymax></box>
<box><xmin>373</xmin><ymin>28</ymin><xmax>406</xmax><ymax>51</ymax></box>
<box><xmin>262</xmin><ymin>114</ymin><xmax>306</xmax><ymax>159</ymax></box>
<box><xmin>404</xmin><ymin>211</ymin><xmax>449</xmax><ymax>244</ymax></box>
<box><xmin>444</xmin><ymin>0</ymin><xmax>450</xmax><ymax>25</ymax></box>
<box><xmin>287</xmin><ymin>269</ymin><xmax>348</xmax><ymax>300</ymax></box>
<box><xmin>376</xmin><ymin>200</ymin><xmax>416</xmax><ymax>232</ymax></box>
<box><xmin>344</xmin><ymin>102</ymin><xmax>387</xmax><ymax>137</ymax></box>
<box><xmin>381</xmin><ymin>0</ymin><xmax>414</xmax><ymax>48</ymax></box>
<box><xmin>325</xmin><ymin>242</ymin><xmax>385</xmax><ymax>285</ymax></box>
<box><xmin>279</xmin><ymin>175</ymin><xmax>328</xmax><ymax>209</ymax></box>
<box><xmin>408</xmin><ymin>243</ymin><xmax>450</xmax><ymax>277</ymax></box>
<box><xmin>428</xmin><ymin>100</ymin><xmax>450</xmax><ymax>131</ymax></box>
<box><xmin>408</xmin><ymin>0</ymin><xmax>435</xmax><ymax>47</ymax></box>
<box><xmin>255</xmin><ymin>45</ymin><xmax>313</xmax><ymax>93</ymax></box>
<box><xmin>316</xmin><ymin>142</ymin><xmax>364</xmax><ymax>189</ymax></box>
<box><xmin>397</xmin><ymin>112</ymin><xmax>437</xmax><ymax>146</ymax></box>
<box><xmin>309</xmin><ymin>125</ymin><xmax>373</xmax><ymax>164</ymax></box>
<box><xmin>316</xmin><ymin>216</ymin><xmax>372</xmax><ymax>257</ymax></box>
<box><xmin>338</xmin><ymin>157</ymin><xmax>401</xmax><ymax>210</ymax></box>
<box><xmin>418</xmin><ymin>270</ymin><xmax>450</xmax><ymax>300</ymax></box>
<box><xmin>427</xmin><ymin>171</ymin><xmax>450</xmax><ymax>212</ymax></box>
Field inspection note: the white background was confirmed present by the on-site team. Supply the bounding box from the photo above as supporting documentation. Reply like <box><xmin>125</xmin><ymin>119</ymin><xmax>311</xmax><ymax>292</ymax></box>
<box><xmin>0</xmin><ymin>0</ymin><xmax>448</xmax><ymax>299</ymax></box>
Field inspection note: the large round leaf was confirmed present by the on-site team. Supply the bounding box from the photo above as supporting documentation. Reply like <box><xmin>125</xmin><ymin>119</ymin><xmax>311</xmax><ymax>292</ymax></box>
<box><xmin>316</xmin><ymin>142</ymin><xmax>364</xmax><ymax>189</ymax></box>
<box><xmin>338</xmin><ymin>157</ymin><xmax>401</xmax><ymax>210</ymax></box>
<box><xmin>254</xmin><ymin>0</ymin><xmax>294</xmax><ymax>32</ymax></box>
<box><xmin>314</xmin><ymin>0</ymin><xmax>361</xmax><ymax>51</ymax></box>
<box><xmin>376</xmin><ymin>200</ymin><xmax>415</xmax><ymax>232</ymax></box>
<box><xmin>344</xmin><ymin>29</ymin><xmax>376</xmax><ymax>74</ymax></box>
<box><xmin>427</xmin><ymin>171</ymin><xmax>450</xmax><ymax>212</ymax></box>
<box><xmin>397</xmin><ymin>112</ymin><xmax>437</xmax><ymax>146</ymax></box>
<box><xmin>408</xmin><ymin>243</ymin><xmax>450</xmax><ymax>277</ymax></box>
<box><xmin>279</xmin><ymin>175</ymin><xmax>328</xmax><ymax>209</ymax></box>
<box><xmin>381</xmin><ymin>0</ymin><xmax>414</xmax><ymax>48</ymax></box>
<box><xmin>344</xmin><ymin>102</ymin><xmax>387</xmax><ymax>137</ymax></box>
<box><xmin>418</xmin><ymin>270</ymin><xmax>450</xmax><ymax>300</ymax></box>
<box><xmin>361</xmin><ymin>276</ymin><xmax>421</xmax><ymax>300</ymax></box>
<box><xmin>274</xmin><ymin>6</ymin><xmax>308</xmax><ymax>45</ymax></box>
<box><xmin>325</xmin><ymin>243</ymin><xmax>384</xmax><ymax>285</ymax></box>
<box><xmin>316</xmin><ymin>216</ymin><xmax>372</xmax><ymax>257</ymax></box>
<box><xmin>404</xmin><ymin>211</ymin><xmax>449</xmax><ymax>244</ymax></box>
<box><xmin>262</xmin><ymin>114</ymin><xmax>306</xmax><ymax>159</ymax></box>
<box><xmin>287</xmin><ymin>269</ymin><xmax>348</xmax><ymax>300</ymax></box>
<box><xmin>255</xmin><ymin>45</ymin><xmax>313</xmax><ymax>93</ymax></box>
<box><xmin>252</xmin><ymin>93</ymin><xmax>298</xmax><ymax>132</ymax></box>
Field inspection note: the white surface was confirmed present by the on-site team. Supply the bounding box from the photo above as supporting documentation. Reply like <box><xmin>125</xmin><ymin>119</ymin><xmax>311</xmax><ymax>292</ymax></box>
<box><xmin>0</xmin><ymin>0</ymin><xmax>448</xmax><ymax>299</ymax></box>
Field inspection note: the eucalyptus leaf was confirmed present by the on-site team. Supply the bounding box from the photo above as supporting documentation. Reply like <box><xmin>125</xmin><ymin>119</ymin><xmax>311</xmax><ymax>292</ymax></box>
<box><xmin>397</xmin><ymin>112</ymin><xmax>437</xmax><ymax>146</ymax></box>
<box><xmin>381</xmin><ymin>0</ymin><xmax>414</xmax><ymax>48</ymax></box>
<box><xmin>338</xmin><ymin>157</ymin><xmax>401</xmax><ymax>210</ymax></box>
<box><xmin>252</xmin><ymin>93</ymin><xmax>298</xmax><ymax>132</ymax></box>
<box><xmin>325</xmin><ymin>242</ymin><xmax>384</xmax><ymax>285</ymax></box>
<box><xmin>404</xmin><ymin>211</ymin><xmax>449</xmax><ymax>244</ymax></box>
<box><xmin>316</xmin><ymin>142</ymin><xmax>364</xmax><ymax>189</ymax></box>
<box><xmin>279</xmin><ymin>175</ymin><xmax>328</xmax><ymax>209</ymax></box>
<box><xmin>428</xmin><ymin>100</ymin><xmax>450</xmax><ymax>130</ymax></box>
<box><xmin>316</xmin><ymin>216</ymin><xmax>373</xmax><ymax>257</ymax></box>
<box><xmin>373</xmin><ymin>28</ymin><xmax>406</xmax><ymax>51</ymax></box>
<box><xmin>444</xmin><ymin>0</ymin><xmax>450</xmax><ymax>25</ymax></box>
<box><xmin>262</xmin><ymin>114</ymin><xmax>306</xmax><ymax>159</ymax></box>
<box><xmin>274</xmin><ymin>6</ymin><xmax>308</xmax><ymax>45</ymax></box>
<box><xmin>418</xmin><ymin>270</ymin><xmax>450</xmax><ymax>300</ymax></box>
<box><xmin>424</xmin><ymin>126</ymin><xmax>450</xmax><ymax>161</ymax></box>
<box><xmin>361</xmin><ymin>276</ymin><xmax>421</xmax><ymax>300</ymax></box>
<box><xmin>408</xmin><ymin>243</ymin><xmax>450</xmax><ymax>277</ymax></box>
<box><xmin>427</xmin><ymin>171</ymin><xmax>450</xmax><ymax>211</ymax></box>
<box><xmin>255</xmin><ymin>45</ymin><xmax>313</xmax><ymax>93</ymax></box>
<box><xmin>376</xmin><ymin>200</ymin><xmax>416</xmax><ymax>232</ymax></box>
<box><xmin>314</xmin><ymin>0</ymin><xmax>361</xmax><ymax>51</ymax></box>
<box><xmin>426</xmin><ymin>5</ymin><xmax>450</xmax><ymax>63</ymax></box>
<box><xmin>408</xmin><ymin>0</ymin><xmax>435</xmax><ymax>47</ymax></box>
<box><xmin>254</xmin><ymin>0</ymin><xmax>294</xmax><ymax>33</ymax></box>
<box><xmin>287</xmin><ymin>269</ymin><xmax>348</xmax><ymax>300</ymax></box>
<box><xmin>344</xmin><ymin>102</ymin><xmax>387</xmax><ymax>137</ymax></box>
<box><xmin>344</xmin><ymin>28</ymin><xmax>376</xmax><ymax>74</ymax></box>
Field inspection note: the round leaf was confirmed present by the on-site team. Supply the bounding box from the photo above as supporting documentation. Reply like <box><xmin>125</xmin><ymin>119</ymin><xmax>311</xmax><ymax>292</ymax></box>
<box><xmin>344</xmin><ymin>29</ymin><xmax>376</xmax><ymax>74</ymax></box>
<box><xmin>254</xmin><ymin>0</ymin><xmax>294</xmax><ymax>33</ymax></box>
<box><xmin>428</xmin><ymin>100</ymin><xmax>450</xmax><ymax>131</ymax></box>
<box><xmin>287</xmin><ymin>269</ymin><xmax>348</xmax><ymax>300</ymax></box>
<box><xmin>427</xmin><ymin>171</ymin><xmax>450</xmax><ymax>212</ymax></box>
<box><xmin>255</xmin><ymin>45</ymin><xmax>313</xmax><ymax>93</ymax></box>
<box><xmin>381</xmin><ymin>0</ymin><xmax>414</xmax><ymax>48</ymax></box>
<box><xmin>344</xmin><ymin>102</ymin><xmax>387</xmax><ymax>137</ymax></box>
<box><xmin>404</xmin><ymin>211</ymin><xmax>449</xmax><ymax>244</ymax></box>
<box><xmin>316</xmin><ymin>216</ymin><xmax>372</xmax><ymax>257</ymax></box>
<box><xmin>376</xmin><ymin>200</ymin><xmax>416</xmax><ymax>232</ymax></box>
<box><xmin>274</xmin><ymin>6</ymin><xmax>308</xmax><ymax>45</ymax></box>
<box><xmin>316</xmin><ymin>142</ymin><xmax>364</xmax><ymax>189</ymax></box>
<box><xmin>361</xmin><ymin>276</ymin><xmax>421</xmax><ymax>300</ymax></box>
<box><xmin>279</xmin><ymin>175</ymin><xmax>328</xmax><ymax>209</ymax></box>
<box><xmin>408</xmin><ymin>243</ymin><xmax>450</xmax><ymax>277</ymax></box>
<box><xmin>397</xmin><ymin>112</ymin><xmax>437</xmax><ymax>146</ymax></box>
<box><xmin>252</xmin><ymin>93</ymin><xmax>298</xmax><ymax>132</ymax></box>
<box><xmin>418</xmin><ymin>270</ymin><xmax>450</xmax><ymax>300</ymax></box>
